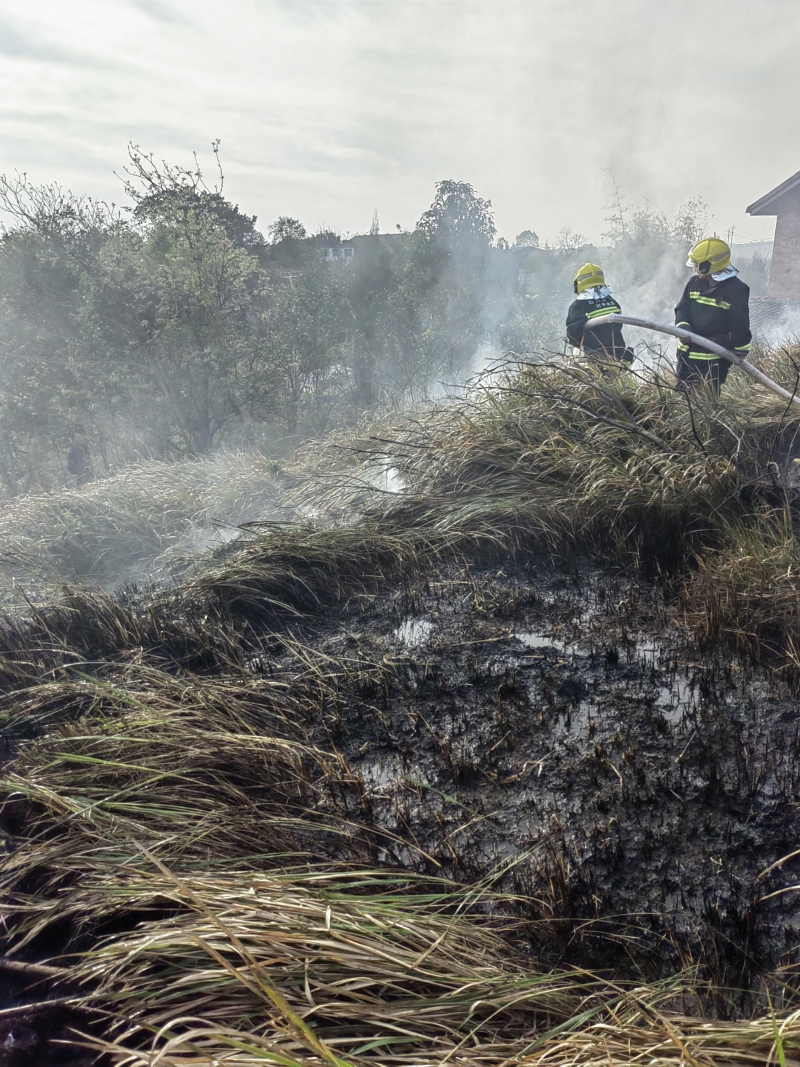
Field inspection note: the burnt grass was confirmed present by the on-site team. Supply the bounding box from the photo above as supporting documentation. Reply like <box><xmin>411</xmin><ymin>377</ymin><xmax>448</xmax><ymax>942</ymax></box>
<box><xmin>256</xmin><ymin>552</ymin><xmax>800</xmax><ymax>996</ymax></box>
<box><xmin>3</xmin><ymin>547</ymin><xmax>800</xmax><ymax>1061</ymax></box>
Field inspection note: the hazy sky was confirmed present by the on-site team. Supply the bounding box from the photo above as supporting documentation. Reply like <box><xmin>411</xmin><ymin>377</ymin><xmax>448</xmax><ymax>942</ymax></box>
<box><xmin>0</xmin><ymin>0</ymin><xmax>797</xmax><ymax>246</ymax></box>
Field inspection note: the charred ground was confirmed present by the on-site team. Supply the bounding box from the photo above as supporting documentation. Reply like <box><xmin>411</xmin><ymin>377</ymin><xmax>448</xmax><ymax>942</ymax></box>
<box><xmin>264</xmin><ymin>555</ymin><xmax>800</xmax><ymax>988</ymax></box>
<box><xmin>4</xmin><ymin>355</ymin><xmax>800</xmax><ymax>1064</ymax></box>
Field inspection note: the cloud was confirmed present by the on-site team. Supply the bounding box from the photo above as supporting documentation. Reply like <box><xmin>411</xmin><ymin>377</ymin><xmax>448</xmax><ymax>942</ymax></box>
<box><xmin>0</xmin><ymin>0</ymin><xmax>796</xmax><ymax>245</ymax></box>
<box><xmin>272</xmin><ymin>0</ymin><xmax>346</xmax><ymax>19</ymax></box>
<box><xmin>0</xmin><ymin>15</ymin><xmax>92</xmax><ymax>64</ymax></box>
<box><xmin>130</xmin><ymin>0</ymin><xmax>188</xmax><ymax>26</ymax></box>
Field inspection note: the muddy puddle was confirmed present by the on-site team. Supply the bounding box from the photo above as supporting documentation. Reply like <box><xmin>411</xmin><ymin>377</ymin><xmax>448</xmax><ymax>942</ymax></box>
<box><xmin>265</xmin><ymin>557</ymin><xmax>800</xmax><ymax>986</ymax></box>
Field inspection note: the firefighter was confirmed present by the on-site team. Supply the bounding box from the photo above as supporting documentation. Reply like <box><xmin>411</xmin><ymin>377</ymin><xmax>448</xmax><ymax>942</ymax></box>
<box><xmin>566</xmin><ymin>263</ymin><xmax>634</xmax><ymax>365</ymax></box>
<box><xmin>675</xmin><ymin>238</ymin><xmax>751</xmax><ymax>394</ymax></box>
<box><xmin>67</xmin><ymin>431</ymin><xmax>93</xmax><ymax>488</ymax></box>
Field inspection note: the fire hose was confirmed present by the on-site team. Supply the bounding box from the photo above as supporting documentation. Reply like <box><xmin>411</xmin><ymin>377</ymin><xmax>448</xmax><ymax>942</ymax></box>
<box><xmin>588</xmin><ymin>314</ymin><xmax>800</xmax><ymax>409</ymax></box>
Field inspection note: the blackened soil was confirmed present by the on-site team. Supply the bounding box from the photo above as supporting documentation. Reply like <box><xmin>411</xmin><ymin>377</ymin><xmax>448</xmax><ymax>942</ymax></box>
<box><xmin>261</xmin><ymin>554</ymin><xmax>800</xmax><ymax>996</ymax></box>
<box><xmin>0</xmin><ymin>970</ymin><xmax>92</xmax><ymax>1067</ymax></box>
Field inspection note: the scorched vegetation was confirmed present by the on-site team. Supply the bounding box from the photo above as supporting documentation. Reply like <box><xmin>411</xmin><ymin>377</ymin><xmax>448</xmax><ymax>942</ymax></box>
<box><xmin>3</xmin><ymin>351</ymin><xmax>800</xmax><ymax>1064</ymax></box>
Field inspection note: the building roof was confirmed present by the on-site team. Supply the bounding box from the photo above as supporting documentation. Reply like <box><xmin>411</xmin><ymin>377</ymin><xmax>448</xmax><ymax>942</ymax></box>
<box><xmin>351</xmin><ymin>233</ymin><xmax>407</xmax><ymax>245</ymax></box>
<box><xmin>747</xmin><ymin>170</ymin><xmax>800</xmax><ymax>216</ymax></box>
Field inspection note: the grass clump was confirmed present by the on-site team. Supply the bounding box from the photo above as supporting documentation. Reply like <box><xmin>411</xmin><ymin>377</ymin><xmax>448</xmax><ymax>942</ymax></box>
<box><xmin>371</xmin><ymin>355</ymin><xmax>795</xmax><ymax>559</ymax></box>
<box><xmin>685</xmin><ymin>514</ymin><xmax>800</xmax><ymax>665</ymax></box>
<box><xmin>67</xmin><ymin>866</ymin><xmax>800</xmax><ymax>1067</ymax></box>
<box><xmin>237</xmin><ymin>351</ymin><xmax>800</xmax><ymax>665</ymax></box>
<box><xmin>0</xmin><ymin>451</ymin><xmax>287</xmax><ymax>601</ymax></box>
<box><xmin>5</xmin><ymin>353</ymin><xmax>800</xmax><ymax>669</ymax></box>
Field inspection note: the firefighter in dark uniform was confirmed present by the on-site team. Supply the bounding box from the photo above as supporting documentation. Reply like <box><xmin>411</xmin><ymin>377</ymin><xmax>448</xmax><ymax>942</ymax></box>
<box><xmin>675</xmin><ymin>237</ymin><xmax>751</xmax><ymax>394</ymax></box>
<box><xmin>566</xmin><ymin>263</ymin><xmax>634</xmax><ymax>365</ymax></box>
<box><xmin>67</xmin><ymin>431</ymin><xmax>93</xmax><ymax>488</ymax></box>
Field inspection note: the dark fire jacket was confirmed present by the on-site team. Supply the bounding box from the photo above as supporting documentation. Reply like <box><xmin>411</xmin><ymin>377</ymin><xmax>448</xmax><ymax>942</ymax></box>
<box><xmin>674</xmin><ymin>275</ymin><xmax>751</xmax><ymax>360</ymax></box>
<box><xmin>566</xmin><ymin>291</ymin><xmax>632</xmax><ymax>361</ymax></box>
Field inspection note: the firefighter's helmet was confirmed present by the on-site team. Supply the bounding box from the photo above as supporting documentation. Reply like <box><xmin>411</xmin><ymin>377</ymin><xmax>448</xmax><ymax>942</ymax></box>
<box><xmin>573</xmin><ymin>263</ymin><xmax>605</xmax><ymax>294</ymax></box>
<box><xmin>686</xmin><ymin>237</ymin><xmax>731</xmax><ymax>276</ymax></box>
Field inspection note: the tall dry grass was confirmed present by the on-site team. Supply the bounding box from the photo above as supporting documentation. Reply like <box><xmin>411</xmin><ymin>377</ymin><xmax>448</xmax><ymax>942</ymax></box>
<box><xmin>4</xmin><ymin>351</ymin><xmax>800</xmax><ymax>664</ymax></box>
<box><xmin>221</xmin><ymin>349</ymin><xmax>800</xmax><ymax>664</ymax></box>
<box><xmin>68</xmin><ymin>867</ymin><xmax>800</xmax><ymax>1067</ymax></box>
<box><xmin>0</xmin><ymin>451</ymin><xmax>287</xmax><ymax>604</ymax></box>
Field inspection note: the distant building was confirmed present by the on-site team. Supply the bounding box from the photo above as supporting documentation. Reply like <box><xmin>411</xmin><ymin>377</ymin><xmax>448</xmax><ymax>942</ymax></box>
<box><xmin>747</xmin><ymin>170</ymin><xmax>800</xmax><ymax>302</ymax></box>
<box><xmin>321</xmin><ymin>240</ymin><xmax>355</xmax><ymax>262</ymax></box>
<box><xmin>350</xmin><ymin>233</ymin><xmax>406</xmax><ymax>251</ymax></box>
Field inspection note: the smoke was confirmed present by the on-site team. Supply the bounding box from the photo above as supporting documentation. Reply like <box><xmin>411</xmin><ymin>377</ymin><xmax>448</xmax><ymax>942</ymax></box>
<box><xmin>605</xmin><ymin>245</ymin><xmax>689</xmax><ymax>367</ymax></box>
<box><xmin>751</xmin><ymin>302</ymin><xmax>800</xmax><ymax>351</ymax></box>
<box><xmin>0</xmin><ymin>452</ymin><xmax>291</xmax><ymax>608</ymax></box>
<box><xmin>426</xmin><ymin>341</ymin><xmax>505</xmax><ymax>402</ymax></box>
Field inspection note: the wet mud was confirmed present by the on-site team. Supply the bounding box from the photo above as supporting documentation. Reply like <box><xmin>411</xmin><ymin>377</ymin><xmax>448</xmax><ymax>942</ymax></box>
<box><xmin>6</xmin><ymin>553</ymin><xmax>800</xmax><ymax>1062</ymax></box>
<box><xmin>261</xmin><ymin>555</ymin><xmax>800</xmax><ymax>993</ymax></box>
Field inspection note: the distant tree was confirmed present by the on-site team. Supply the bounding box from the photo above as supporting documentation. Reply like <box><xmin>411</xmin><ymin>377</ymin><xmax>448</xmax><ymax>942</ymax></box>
<box><xmin>404</xmin><ymin>181</ymin><xmax>498</xmax><ymax>377</ymax></box>
<box><xmin>601</xmin><ymin>195</ymin><xmax>713</xmax><ymax>325</ymax></box>
<box><xmin>555</xmin><ymin>227</ymin><xmax>588</xmax><ymax>255</ymax></box>
<box><xmin>79</xmin><ymin>203</ymin><xmax>270</xmax><ymax>454</ymax></box>
<box><xmin>0</xmin><ymin>172</ymin><xmax>119</xmax><ymax>241</ymax></box>
<box><xmin>670</xmin><ymin>198</ymin><xmax>709</xmax><ymax>248</ymax></box>
<box><xmin>268</xmin><ymin>216</ymin><xmax>307</xmax><ymax>243</ymax></box>
<box><xmin>600</xmin><ymin>170</ymin><xmax>630</xmax><ymax>244</ymax></box>
<box><xmin>122</xmin><ymin>142</ymin><xmax>264</xmax><ymax>249</ymax></box>
<box><xmin>514</xmin><ymin>229</ymin><xmax>539</xmax><ymax>248</ymax></box>
<box><xmin>746</xmin><ymin>248</ymin><xmax>771</xmax><ymax>299</ymax></box>
<box><xmin>261</xmin><ymin>260</ymin><xmax>347</xmax><ymax>434</ymax></box>
<box><xmin>344</xmin><ymin>233</ymin><xmax>401</xmax><ymax>409</ymax></box>
<box><xmin>496</xmin><ymin>237</ymin><xmax>509</xmax><ymax>250</ymax></box>
<box><xmin>416</xmin><ymin>180</ymin><xmax>496</xmax><ymax>248</ymax></box>
<box><xmin>369</xmin><ymin>209</ymin><xmax>380</xmax><ymax>236</ymax></box>
<box><xmin>0</xmin><ymin>175</ymin><xmax>124</xmax><ymax>489</ymax></box>
<box><xmin>0</xmin><ymin>159</ymin><xmax>556</xmax><ymax>491</ymax></box>
<box><xmin>602</xmin><ymin>173</ymin><xmax>708</xmax><ymax>252</ymax></box>
<box><xmin>602</xmin><ymin>196</ymin><xmax>711</xmax><ymax>257</ymax></box>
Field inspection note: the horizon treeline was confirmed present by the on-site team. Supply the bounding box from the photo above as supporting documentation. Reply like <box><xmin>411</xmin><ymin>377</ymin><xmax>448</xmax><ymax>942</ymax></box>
<box><xmin>0</xmin><ymin>145</ymin><xmax>767</xmax><ymax>495</ymax></box>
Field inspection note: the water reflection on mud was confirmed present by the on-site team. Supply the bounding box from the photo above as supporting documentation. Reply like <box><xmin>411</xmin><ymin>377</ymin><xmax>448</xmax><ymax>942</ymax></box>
<box><xmin>394</xmin><ymin>617</ymin><xmax>435</xmax><ymax>646</ymax></box>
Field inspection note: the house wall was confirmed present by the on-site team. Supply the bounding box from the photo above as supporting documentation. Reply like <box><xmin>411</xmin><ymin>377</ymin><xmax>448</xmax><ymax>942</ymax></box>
<box><xmin>768</xmin><ymin>187</ymin><xmax>800</xmax><ymax>301</ymax></box>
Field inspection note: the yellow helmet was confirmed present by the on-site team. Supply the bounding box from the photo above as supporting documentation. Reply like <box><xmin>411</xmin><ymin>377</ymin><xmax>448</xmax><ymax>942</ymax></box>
<box><xmin>687</xmin><ymin>237</ymin><xmax>731</xmax><ymax>276</ymax></box>
<box><xmin>573</xmin><ymin>263</ymin><xmax>605</xmax><ymax>294</ymax></box>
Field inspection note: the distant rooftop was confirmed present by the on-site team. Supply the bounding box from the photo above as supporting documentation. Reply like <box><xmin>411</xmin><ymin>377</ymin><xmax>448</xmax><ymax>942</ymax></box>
<box><xmin>747</xmin><ymin>170</ymin><xmax>800</xmax><ymax>216</ymax></box>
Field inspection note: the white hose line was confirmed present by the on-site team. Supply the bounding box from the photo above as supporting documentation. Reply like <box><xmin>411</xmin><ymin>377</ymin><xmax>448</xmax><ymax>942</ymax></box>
<box><xmin>589</xmin><ymin>313</ymin><xmax>800</xmax><ymax>409</ymax></box>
